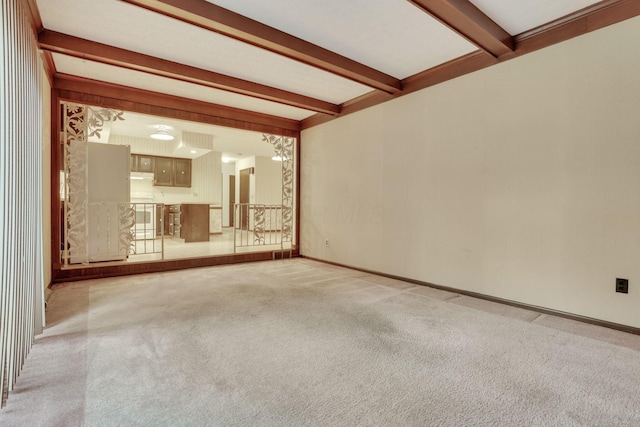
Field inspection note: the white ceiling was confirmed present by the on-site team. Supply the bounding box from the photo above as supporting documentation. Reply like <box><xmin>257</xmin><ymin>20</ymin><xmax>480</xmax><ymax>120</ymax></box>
<box><xmin>206</xmin><ymin>0</ymin><xmax>478</xmax><ymax>78</ymax></box>
<box><xmin>52</xmin><ymin>53</ymin><xmax>316</xmax><ymax>120</ymax></box>
<box><xmin>37</xmin><ymin>0</ymin><xmax>372</xmax><ymax>106</ymax></box>
<box><xmin>107</xmin><ymin>110</ymin><xmax>280</xmax><ymax>162</ymax></box>
<box><xmin>36</xmin><ymin>0</ymin><xmax>634</xmax><ymax>127</ymax></box>
<box><xmin>469</xmin><ymin>0</ymin><xmax>604</xmax><ymax>35</ymax></box>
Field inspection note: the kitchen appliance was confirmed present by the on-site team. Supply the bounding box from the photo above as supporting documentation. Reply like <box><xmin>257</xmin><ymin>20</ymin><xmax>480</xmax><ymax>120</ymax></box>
<box><xmin>133</xmin><ymin>202</ymin><xmax>156</xmax><ymax>240</ymax></box>
<box><xmin>131</xmin><ymin>181</ymin><xmax>156</xmax><ymax>240</ymax></box>
<box><xmin>71</xmin><ymin>143</ymin><xmax>130</xmax><ymax>263</ymax></box>
<box><xmin>130</xmin><ymin>176</ymin><xmax>164</xmax><ymax>256</ymax></box>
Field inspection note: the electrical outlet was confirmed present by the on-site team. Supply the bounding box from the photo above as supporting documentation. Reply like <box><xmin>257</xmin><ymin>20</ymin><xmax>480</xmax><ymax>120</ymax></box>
<box><xmin>325</xmin><ymin>239</ymin><xmax>329</xmax><ymax>247</ymax></box>
<box><xmin>616</xmin><ymin>278</ymin><xmax>628</xmax><ymax>294</ymax></box>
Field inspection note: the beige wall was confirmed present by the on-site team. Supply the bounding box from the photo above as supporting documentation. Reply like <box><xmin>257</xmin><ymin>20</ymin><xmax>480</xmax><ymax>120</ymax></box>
<box><xmin>301</xmin><ymin>16</ymin><xmax>640</xmax><ymax>327</ymax></box>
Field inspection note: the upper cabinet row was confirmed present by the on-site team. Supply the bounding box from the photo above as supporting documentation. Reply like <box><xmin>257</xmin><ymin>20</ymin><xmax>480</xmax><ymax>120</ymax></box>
<box><xmin>155</xmin><ymin>156</ymin><xmax>191</xmax><ymax>187</ymax></box>
<box><xmin>131</xmin><ymin>154</ymin><xmax>192</xmax><ymax>187</ymax></box>
<box><xmin>131</xmin><ymin>154</ymin><xmax>154</xmax><ymax>173</ymax></box>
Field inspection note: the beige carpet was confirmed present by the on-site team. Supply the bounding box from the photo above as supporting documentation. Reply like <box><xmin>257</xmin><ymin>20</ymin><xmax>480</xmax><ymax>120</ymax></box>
<box><xmin>1</xmin><ymin>258</ymin><xmax>640</xmax><ymax>426</ymax></box>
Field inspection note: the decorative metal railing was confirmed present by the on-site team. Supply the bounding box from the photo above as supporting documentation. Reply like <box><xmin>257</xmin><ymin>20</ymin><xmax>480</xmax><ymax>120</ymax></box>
<box><xmin>234</xmin><ymin>204</ymin><xmax>288</xmax><ymax>253</ymax></box>
<box><xmin>129</xmin><ymin>203</ymin><xmax>164</xmax><ymax>258</ymax></box>
<box><xmin>61</xmin><ymin>202</ymin><xmax>164</xmax><ymax>266</ymax></box>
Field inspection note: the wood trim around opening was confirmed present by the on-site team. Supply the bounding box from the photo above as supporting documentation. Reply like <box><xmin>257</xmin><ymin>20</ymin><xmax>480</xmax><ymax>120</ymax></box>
<box><xmin>50</xmin><ymin>88</ymin><xmax>61</xmax><ymax>278</ymax></box>
<box><xmin>53</xmin><ymin>73</ymin><xmax>300</xmax><ymax>135</ymax></box>
<box><xmin>50</xmin><ymin>85</ymin><xmax>302</xmax><ymax>283</ymax></box>
<box><xmin>52</xmin><ymin>251</ymin><xmax>300</xmax><ymax>284</ymax></box>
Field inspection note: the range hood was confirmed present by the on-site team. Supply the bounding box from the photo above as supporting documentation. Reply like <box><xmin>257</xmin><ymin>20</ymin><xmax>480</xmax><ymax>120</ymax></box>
<box><xmin>130</xmin><ymin>172</ymin><xmax>154</xmax><ymax>180</ymax></box>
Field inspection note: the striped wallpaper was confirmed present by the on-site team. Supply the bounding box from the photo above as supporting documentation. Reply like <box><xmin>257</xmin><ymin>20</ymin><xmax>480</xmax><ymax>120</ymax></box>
<box><xmin>0</xmin><ymin>0</ymin><xmax>46</xmax><ymax>408</ymax></box>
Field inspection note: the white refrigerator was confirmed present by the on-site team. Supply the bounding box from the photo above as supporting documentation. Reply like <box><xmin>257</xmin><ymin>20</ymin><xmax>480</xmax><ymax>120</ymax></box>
<box><xmin>85</xmin><ymin>143</ymin><xmax>131</xmax><ymax>262</ymax></box>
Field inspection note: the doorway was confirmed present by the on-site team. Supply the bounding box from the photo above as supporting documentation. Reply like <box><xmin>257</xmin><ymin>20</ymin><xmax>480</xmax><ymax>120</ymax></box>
<box><xmin>239</xmin><ymin>168</ymin><xmax>251</xmax><ymax>229</ymax></box>
<box><xmin>229</xmin><ymin>175</ymin><xmax>235</xmax><ymax>227</ymax></box>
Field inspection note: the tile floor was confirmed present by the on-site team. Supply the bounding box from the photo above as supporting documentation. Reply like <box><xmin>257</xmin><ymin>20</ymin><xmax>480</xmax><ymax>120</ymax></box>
<box><xmin>129</xmin><ymin>227</ymin><xmax>292</xmax><ymax>262</ymax></box>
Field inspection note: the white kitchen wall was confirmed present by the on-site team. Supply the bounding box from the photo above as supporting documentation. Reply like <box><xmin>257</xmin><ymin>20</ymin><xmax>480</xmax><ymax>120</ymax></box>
<box><xmin>255</xmin><ymin>156</ymin><xmax>283</xmax><ymax>232</ymax></box>
<box><xmin>301</xmin><ymin>16</ymin><xmax>640</xmax><ymax>328</ymax></box>
<box><xmin>255</xmin><ymin>156</ymin><xmax>282</xmax><ymax>205</ymax></box>
<box><xmin>183</xmin><ymin>131</ymin><xmax>221</xmax><ymax>205</ymax></box>
<box><xmin>235</xmin><ymin>157</ymin><xmax>256</xmax><ymax>204</ymax></box>
<box><xmin>234</xmin><ymin>156</ymin><xmax>282</xmax><ymax>206</ymax></box>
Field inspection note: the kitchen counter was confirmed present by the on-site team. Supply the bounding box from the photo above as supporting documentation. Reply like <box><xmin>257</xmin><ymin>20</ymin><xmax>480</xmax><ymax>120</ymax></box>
<box><xmin>170</xmin><ymin>203</ymin><xmax>210</xmax><ymax>243</ymax></box>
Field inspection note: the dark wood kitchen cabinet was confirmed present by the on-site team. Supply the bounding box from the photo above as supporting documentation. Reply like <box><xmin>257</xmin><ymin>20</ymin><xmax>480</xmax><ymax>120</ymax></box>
<box><xmin>168</xmin><ymin>204</ymin><xmax>208</xmax><ymax>242</ymax></box>
<box><xmin>153</xmin><ymin>156</ymin><xmax>191</xmax><ymax>187</ymax></box>
<box><xmin>174</xmin><ymin>158</ymin><xmax>191</xmax><ymax>187</ymax></box>
<box><xmin>180</xmin><ymin>204</ymin><xmax>209</xmax><ymax>242</ymax></box>
<box><xmin>137</xmin><ymin>155</ymin><xmax>154</xmax><ymax>172</ymax></box>
<box><xmin>130</xmin><ymin>154</ymin><xmax>154</xmax><ymax>173</ymax></box>
<box><xmin>154</xmin><ymin>156</ymin><xmax>175</xmax><ymax>186</ymax></box>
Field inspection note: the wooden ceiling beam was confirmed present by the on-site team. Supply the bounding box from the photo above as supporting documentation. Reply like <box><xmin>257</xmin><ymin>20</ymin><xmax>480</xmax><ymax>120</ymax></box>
<box><xmin>302</xmin><ymin>51</ymin><xmax>496</xmax><ymax>129</ymax></box>
<box><xmin>39</xmin><ymin>30</ymin><xmax>339</xmax><ymax>116</ymax></box>
<box><xmin>53</xmin><ymin>73</ymin><xmax>301</xmax><ymax>133</ymax></box>
<box><xmin>408</xmin><ymin>0</ymin><xmax>514</xmax><ymax>58</ymax></box>
<box><xmin>304</xmin><ymin>0</ymin><xmax>640</xmax><ymax>129</ymax></box>
<box><xmin>514</xmin><ymin>0</ymin><xmax>640</xmax><ymax>55</ymax></box>
<box><xmin>121</xmin><ymin>0</ymin><xmax>402</xmax><ymax>94</ymax></box>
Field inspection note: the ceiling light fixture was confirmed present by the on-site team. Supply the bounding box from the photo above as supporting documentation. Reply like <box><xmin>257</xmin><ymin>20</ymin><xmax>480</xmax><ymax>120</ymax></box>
<box><xmin>150</xmin><ymin>130</ymin><xmax>174</xmax><ymax>141</ymax></box>
<box><xmin>150</xmin><ymin>125</ymin><xmax>174</xmax><ymax>141</ymax></box>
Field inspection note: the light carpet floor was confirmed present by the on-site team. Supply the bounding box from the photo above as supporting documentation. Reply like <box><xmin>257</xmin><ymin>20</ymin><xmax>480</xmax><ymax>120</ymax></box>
<box><xmin>1</xmin><ymin>258</ymin><xmax>640</xmax><ymax>426</ymax></box>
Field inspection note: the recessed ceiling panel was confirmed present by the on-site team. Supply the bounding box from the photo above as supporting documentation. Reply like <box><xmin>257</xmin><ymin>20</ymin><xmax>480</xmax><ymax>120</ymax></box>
<box><xmin>52</xmin><ymin>53</ymin><xmax>315</xmax><ymax>121</ymax></box>
<box><xmin>109</xmin><ymin>111</ymin><xmax>277</xmax><ymax>159</ymax></box>
<box><xmin>37</xmin><ymin>0</ymin><xmax>372</xmax><ymax>104</ymax></box>
<box><xmin>207</xmin><ymin>0</ymin><xmax>478</xmax><ymax>79</ymax></box>
<box><xmin>470</xmin><ymin>0</ymin><xmax>604</xmax><ymax>35</ymax></box>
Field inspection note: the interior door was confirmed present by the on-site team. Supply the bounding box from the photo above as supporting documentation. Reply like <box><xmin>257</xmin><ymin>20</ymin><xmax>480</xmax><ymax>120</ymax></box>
<box><xmin>239</xmin><ymin>168</ymin><xmax>251</xmax><ymax>229</ymax></box>
<box><xmin>229</xmin><ymin>175</ymin><xmax>235</xmax><ymax>227</ymax></box>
